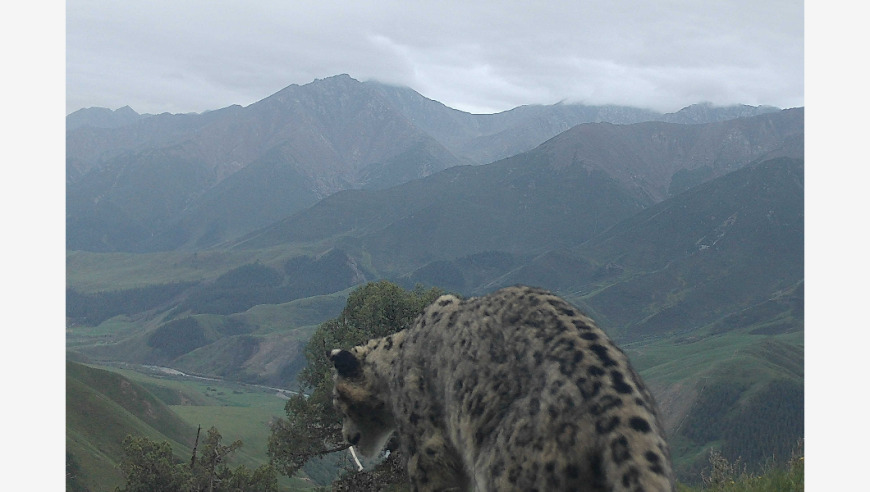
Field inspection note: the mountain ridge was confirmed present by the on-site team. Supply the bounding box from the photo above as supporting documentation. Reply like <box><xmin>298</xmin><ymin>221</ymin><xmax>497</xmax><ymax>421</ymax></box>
<box><xmin>67</xmin><ymin>75</ymin><xmax>790</xmax><ymax>253</ymax></box>
<box><xmin>234</xmin><ymin>109</ymin><xmax>802</xmax><ymax>264</ymax></box>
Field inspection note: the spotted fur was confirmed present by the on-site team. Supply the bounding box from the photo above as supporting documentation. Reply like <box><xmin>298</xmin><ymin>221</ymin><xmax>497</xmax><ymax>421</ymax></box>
<box><xmin>331</xmin><ymin>285</ymin><xmax>675</xmax><ymax>491</ymax></box>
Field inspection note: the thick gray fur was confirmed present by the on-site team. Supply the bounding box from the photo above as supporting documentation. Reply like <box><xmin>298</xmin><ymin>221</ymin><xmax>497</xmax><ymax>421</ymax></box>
<box><xmin>331</xmin><ymin>285</ymin><xmax>675</xmax><ymax>491</ymax></box>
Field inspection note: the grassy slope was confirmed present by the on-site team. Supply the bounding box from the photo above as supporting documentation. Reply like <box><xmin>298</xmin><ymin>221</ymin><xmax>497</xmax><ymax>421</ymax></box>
<box><xmin>67</xmin><ymin>289</ymin><xmax>349</xmax><ymax>387</ymax></box>
<box><xmin>110</xmin><ymin>365</ymin><xmax>317</xmax><ymax>490</ymax></box>
<box><xmin>627</xmin><ymin>328</ymin><xmax>803</xmax><ymax>482</ymax></box>
<box><xmin>66</xmin><ymin>361</ymin><xmax>198</xmax><ymax>491</ymax></box>
<box><xmin>67</xmin><ymin>361</ymin><xmax>317</xmax><ymax>491</ymax></box>
<box><xmin>66</xmin><ymin>246</ymin><xmax>312</xmax><ymax>294</ymax></box>
<box><xmin>234</xmin><ymin>289</ymin><xmax>350</xmax><ymax>335</ymax></box>
<box><xmin>525</xmin><ymin>158</ymin><xmax>804</xmax><ymax>342</ymax></box>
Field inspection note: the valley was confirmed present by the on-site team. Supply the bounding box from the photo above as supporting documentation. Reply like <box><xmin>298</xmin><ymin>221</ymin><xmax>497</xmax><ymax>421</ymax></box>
<box><xmin>66</xmin><ymin>77</ymin><xmax>803</xmax><ymax>489</ymax></box>
<box><xmin>66</xmin><ymin>360</ymin><xmax>324</xmax><ymax>491</ymax></box>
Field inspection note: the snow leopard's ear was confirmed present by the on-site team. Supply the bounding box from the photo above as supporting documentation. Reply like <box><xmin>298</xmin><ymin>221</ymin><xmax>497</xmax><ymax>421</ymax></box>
<box><xmin>329</xmin><ymin>349</ymin><xmax>361</xmax><ymax>378</ymax></box>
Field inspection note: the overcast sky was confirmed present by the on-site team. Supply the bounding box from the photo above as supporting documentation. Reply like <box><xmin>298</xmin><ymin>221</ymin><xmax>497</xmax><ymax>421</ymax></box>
<box><xmin>66</xmin><ymin>0</ymin><xmax>804</xmax><ymax>115</ymax></box>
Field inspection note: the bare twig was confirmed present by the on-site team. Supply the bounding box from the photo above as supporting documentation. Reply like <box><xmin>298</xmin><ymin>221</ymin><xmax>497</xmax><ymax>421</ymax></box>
<box><xmin>190</xmin><ymin>425</ymin><xmax>202</xmax><ymax>469</ymax></box>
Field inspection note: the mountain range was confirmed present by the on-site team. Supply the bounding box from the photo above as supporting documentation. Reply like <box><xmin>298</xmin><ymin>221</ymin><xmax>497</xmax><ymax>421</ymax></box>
<box><xmin>67</xmin><ymin>74</ymin><xmax>787</xmax><ymax>252</ymax></box>
<box><xmin>234</xmin><ymin>108</ymin><xmax>802</xmax><ymax>264</ymax></box>
<box><xmin>66</xmin><ymin>75</ymin><xmax>804</xmax><ymax>484</ymax></box>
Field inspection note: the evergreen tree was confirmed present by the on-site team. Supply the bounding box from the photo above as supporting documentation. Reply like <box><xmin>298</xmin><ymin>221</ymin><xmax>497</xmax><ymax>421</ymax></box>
<box><xmin>116</xmin><ymin>435</ymin><xmax>189</xmax><ymax>492</ymax></box>
<box><xmin>190</xmin><ymin>426</ymin><xmax>279</xmax><ymax>492</ymax></box>
<box><xmin>116</xmin><ymin>428</ymin><xmax>278</xmax><ymax>492</ymax></box>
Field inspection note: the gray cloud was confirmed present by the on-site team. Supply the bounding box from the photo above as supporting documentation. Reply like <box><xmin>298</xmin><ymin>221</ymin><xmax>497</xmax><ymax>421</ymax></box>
<box><xmin>66</xmin><ymin>0</ymin><xmax>803</xmax><ymax>115</ymax></box>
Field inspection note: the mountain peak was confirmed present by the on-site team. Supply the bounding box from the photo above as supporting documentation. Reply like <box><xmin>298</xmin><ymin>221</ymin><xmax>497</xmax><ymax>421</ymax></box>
<box><xmin>313</xmin><ymin>73</ymin><xmax>357</xmax><ymax>83</ymax></box>
<box><xmin>263</xmin><ymin>73</ymin><xmax>368</xmax><ymax>106</ymax></box>
<box><xmin>301</xmin><ymin>73</ymin><xmax>363</xmax><ymax>92</ymax></box>
<box><xmin>115</xmin><ymin>105</ymin><xmax>139</xmax><ymax>116</ymax></box>
<box><xmin>66</xmin><ymin>105</ymin><xmax>145</xmax><ymax>130</ymax></box>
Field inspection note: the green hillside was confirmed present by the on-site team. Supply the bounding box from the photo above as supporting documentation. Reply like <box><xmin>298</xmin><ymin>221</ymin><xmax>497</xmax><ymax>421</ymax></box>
<box><xmin>67</xmin><ymin>157</ymin><xmax>803</xmax><ymax>486</ymax></box>
<box><xmin>66</xmin><ymin>361</ymin><xmax>319</xmax><ymax>491</ymax></box>
<box><xmin>66</xmin><ymin>361</ymin><xmax>198</xmax><ymax>491</ymax></box>
<box><xmin>623</xmin><ymin>328</ymin><xmax>803</xmax><ymax>482</ymax></box>
<box><xmin>67</xmin><ymin>285</ymin><xmax>349</xmax><ymax>388</ymax></box>
<box><xmin>497</xmin><ymin>157</ymin><xmax>804</xmax><ymax>341</ymax></box>
<box><xmin>234</xmin><ymin>153</ymin><xmax>649</xmax><ymax>273</ymax></box>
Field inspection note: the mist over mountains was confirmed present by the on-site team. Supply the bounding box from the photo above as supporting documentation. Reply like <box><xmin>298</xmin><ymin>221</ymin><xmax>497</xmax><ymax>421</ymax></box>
<box><xmin>67</xmin><ymin>74</ymin><xmax>791</xmax><ymax>253</ymax></box>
